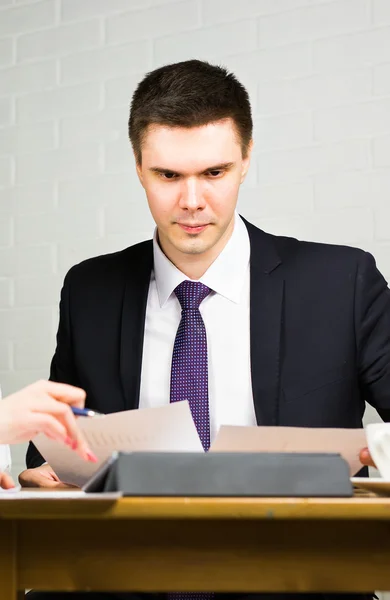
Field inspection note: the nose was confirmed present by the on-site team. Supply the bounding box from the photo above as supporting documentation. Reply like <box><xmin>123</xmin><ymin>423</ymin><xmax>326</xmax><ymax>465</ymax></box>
<box><xmin>179</xmin><ymin>177</ymin><xmax>206</xmax><ymax>211</ymax></box>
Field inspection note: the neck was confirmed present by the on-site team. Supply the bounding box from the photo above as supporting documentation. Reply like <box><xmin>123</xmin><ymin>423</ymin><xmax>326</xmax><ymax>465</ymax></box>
<box><xmin>171</xmin><ymin>254</ymin><xmax>214</xmax><ymax>280</ymax></box>
<box><xmin>158</xmin><ymin>217</ymin><xmax>235</xmax><ymax>280</ymax></box>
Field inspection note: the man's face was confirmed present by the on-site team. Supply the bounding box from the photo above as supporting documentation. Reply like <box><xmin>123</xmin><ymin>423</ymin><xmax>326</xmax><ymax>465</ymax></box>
<box><xmin>136</xmin><ymin>119</ymin><xmax>252</xmax><ymax>266</ymax></box>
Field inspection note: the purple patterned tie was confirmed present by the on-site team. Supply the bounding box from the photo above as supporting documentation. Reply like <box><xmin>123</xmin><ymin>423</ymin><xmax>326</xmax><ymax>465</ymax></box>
<box><xmin>169</xmin><ymin>281</ymin><xmax>214</xmax><ymax>600</ymax></box>
<box><xmin>170</xmin><ymin>280</ymin><xmax>211</xmax><ymax>451</ymax></box>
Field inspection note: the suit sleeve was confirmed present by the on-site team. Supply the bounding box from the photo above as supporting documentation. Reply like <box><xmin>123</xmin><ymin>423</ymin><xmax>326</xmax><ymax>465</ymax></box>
<box><xmin>26</xmin><ymin>269</ymin><xmax>80</xmax><ymax>469</ymax></box>
<box><xmin>355</xmin><ymin>251</ymin><xmax>390</xmax><ymax>421</ymax></box>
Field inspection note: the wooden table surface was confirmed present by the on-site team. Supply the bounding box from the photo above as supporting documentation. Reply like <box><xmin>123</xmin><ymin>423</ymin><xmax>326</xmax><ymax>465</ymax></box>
<box><xmin>1</xmin><ymin>491</ymin><xmax>390</xmax><ymax>598</ymax></box>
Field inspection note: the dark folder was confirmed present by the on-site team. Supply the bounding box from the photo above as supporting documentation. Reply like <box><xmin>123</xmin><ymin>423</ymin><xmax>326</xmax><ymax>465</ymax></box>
<box><xmin>83</xmin><ymin>451</ymin><xmax>353</xmax><ymax>497</ymax></box>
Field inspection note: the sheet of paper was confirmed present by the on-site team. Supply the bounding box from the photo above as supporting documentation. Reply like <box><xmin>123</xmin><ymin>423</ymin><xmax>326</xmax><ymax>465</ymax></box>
<box><xmin>210</xmin><ymin>425</ymin><xmax>367</xmax><ymax>476</ymax></box>
<box><xmin>0</xmin><ymin>489</ymin><xmax>121</xmax><ymax>499</ymax></box>
<box><xmin>33</xmin><ymin>401</ymin><xmax>203</xmax><ymax>488</ymax></box>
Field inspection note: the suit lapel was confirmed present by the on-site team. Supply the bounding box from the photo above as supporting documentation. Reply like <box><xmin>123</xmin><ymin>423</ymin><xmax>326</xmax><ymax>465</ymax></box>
<box><xmin>244</xmin><ymin>219</ymin><xmax>284</xmax><ymax>426</ymax></box>
<box><xmin>119</xmin><ymin>221</ymin><xmax>284</xmax><ymax>421</ymax></box>
<box><xmin>120</xmin><ymin>241</ymin><xmax>153</xmax><ymax>411</ymax></box>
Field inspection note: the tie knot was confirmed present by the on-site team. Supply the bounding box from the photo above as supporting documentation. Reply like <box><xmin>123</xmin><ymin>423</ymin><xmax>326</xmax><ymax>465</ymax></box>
<box><xmin>174</xmin><ymin>280</ymin><xmax>211</xmax><ymax>310</ymax></box>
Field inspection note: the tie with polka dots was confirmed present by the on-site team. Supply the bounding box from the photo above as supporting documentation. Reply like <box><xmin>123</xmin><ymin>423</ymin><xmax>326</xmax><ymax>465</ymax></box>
<box><xmin>170</xmin><ymin>280</ymin><xmax>212</xmax><ymax>452</ymax></box>
<box><xmin>169</xmin><ymin>281</ymin><xmax>214</xmax><ymax>600</ymax></box>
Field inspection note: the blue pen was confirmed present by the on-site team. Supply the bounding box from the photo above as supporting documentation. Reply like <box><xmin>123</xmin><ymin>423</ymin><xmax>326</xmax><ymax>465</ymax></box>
<box><xmin>71</xmin><ymin>407</ymin><xmax>104</xmax><ymax>417</ymax></box>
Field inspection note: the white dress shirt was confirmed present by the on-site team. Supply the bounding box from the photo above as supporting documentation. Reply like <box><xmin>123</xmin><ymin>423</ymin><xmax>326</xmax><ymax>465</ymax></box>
<box><xmin>0</xmin><ymin>385</ymin><xmax>11</xmax><ymax>473</ymax></box>
<box><xmin>139</xmin><ymin>213</ymin><xmax>257</xmax><ymax>441</ymax></box>
<box><xmin>0</xmin><ymin>444</ymin><xmax>11</xmax><ymax>473</ymax></box>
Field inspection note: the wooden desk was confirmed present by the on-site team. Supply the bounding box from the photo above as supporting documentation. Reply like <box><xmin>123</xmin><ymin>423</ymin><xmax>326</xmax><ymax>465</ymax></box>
<box><xmin>1</xmin><ymin>492</ymin><xmax>390</xmax><ymax>598</ymax></box>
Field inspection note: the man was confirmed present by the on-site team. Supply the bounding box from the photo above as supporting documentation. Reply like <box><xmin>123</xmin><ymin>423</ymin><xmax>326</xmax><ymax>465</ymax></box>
<box><xmin>0</xmin><ymin>380</ymin><xmax>96</xmax><ymax>488</ymax></box>
<box><xmin>21</xmin><ymin>60</ymin><xmax>388</xmax><ymax>599</ymax></box>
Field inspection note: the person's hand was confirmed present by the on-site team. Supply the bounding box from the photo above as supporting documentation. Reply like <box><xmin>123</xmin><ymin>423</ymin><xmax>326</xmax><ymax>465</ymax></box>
<box><xmin>0</xmin><ymin>471</ymin><xmax>15</xmax><ymax>489</ymax></box>
<box><xmin>359</xmin><ymin>447</ymin><xmax>377</xmax><ymax>468</ymax></box>
<box><xmin>18</xmin><ymin>463</ymin><xmax>78</xmax><ymax>489</ymax></box>
<box><xmin>0</xmin><ymin>380</ymin><xmax>97</xmax><ymax>463</ymax></box>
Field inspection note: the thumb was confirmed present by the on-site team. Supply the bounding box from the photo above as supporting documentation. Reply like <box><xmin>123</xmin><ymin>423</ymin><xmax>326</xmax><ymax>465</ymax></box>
<box><xmin>359</xmin><ymin>447</ymin><xmax>376</xmax><ymax>468</ymax></box>
<box><xmin>0</xmin><ymin>471</ymin><xmax>15</xmax><ymax>489</ymax></box>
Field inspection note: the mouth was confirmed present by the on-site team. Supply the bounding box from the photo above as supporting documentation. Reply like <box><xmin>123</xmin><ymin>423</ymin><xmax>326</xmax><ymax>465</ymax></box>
<box><xmin>177</xmin><ymin>223</ymin><xmax>209</xmax><ymax>234</ymax></box>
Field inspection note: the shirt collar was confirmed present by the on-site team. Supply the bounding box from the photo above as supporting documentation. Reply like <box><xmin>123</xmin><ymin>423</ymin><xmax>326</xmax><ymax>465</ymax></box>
<box><xmin>153</xmin><ymin>212</ymin><xmax>250</xmax><ymax>308</ymax></box>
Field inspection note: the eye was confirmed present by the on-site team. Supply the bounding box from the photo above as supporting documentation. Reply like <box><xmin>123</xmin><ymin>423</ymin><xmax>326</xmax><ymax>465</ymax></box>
<box><xmin>160</xmin><ymin>172</ymin><xmax>178</xmax><ymax>180</ymax></box>
<box><xmin>206</xmin><ymin>169</ymin><xmax>224</xmax><ymax>178</ymax></box>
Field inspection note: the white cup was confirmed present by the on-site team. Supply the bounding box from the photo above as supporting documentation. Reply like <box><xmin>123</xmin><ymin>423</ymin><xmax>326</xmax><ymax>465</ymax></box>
<box><xmin>366</xmin><ymin>423</ymin><xmax>390</xmax><ymax>480</ymax></box>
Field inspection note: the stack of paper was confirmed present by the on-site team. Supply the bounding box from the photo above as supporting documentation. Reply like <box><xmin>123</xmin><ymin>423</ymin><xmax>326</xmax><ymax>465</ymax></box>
<box><xmin>210</xmin><ymin>425</ymin><xmax>366</xmax><ymax>476</ymax></box>
<box><xmin>33</xmin><ymin>401</ymin><xmax>203</xmax><ymax>487</ymax></box>
<box><xmin>30</xmin><ymin>401</ymin><xmax>368</xmax><ymax>489</ymax></box>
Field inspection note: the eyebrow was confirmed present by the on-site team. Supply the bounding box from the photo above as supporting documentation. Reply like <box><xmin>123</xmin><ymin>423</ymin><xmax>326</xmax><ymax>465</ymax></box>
<box><xmin>149</xmin><ymin>162</ymin><xmax>235</xmax><ymax>176</ymax></box>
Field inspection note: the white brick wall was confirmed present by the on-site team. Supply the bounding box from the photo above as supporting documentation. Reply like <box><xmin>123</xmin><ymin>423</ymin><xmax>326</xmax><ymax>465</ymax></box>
<box><xmin>0</xmin><ymin>97</ymin><xmax>13</xmax><ymax>125</ymax></box>
<box><xmin>313</xmin><ymin>26</ymin><xmax>390</xmax><ymax>71</ymax></box>
<box><xmin>60</xmin><ymin>40</ymin><xmax>151</xmax><ymax>84</ymax></box>
<box><xmin>154</xmin><ymin>19</ymin><xmax>257</xmax><ymax>64</ymax></box>
<box><xmin>374</xmin><ymin>134</ymin><xmax>390</xmax><ymax>166</ymax></box>
<box><xmin>0</xmin><ymin>0</ymin><xmax>390</xmax><ymax>556</ymax></box>
<box><xmin>257</xmin><ymin>0</ymin><xmax>371</xmax><ymax>46</ymax></box>
<box><xmin>0</xmin><ymin>0</ymin><xmax>56</xmax><ymax>36</ymax></box>
<box><xmin>106</xmin><ymin>1</ymin><xmax>201</xmax><ymax>43</ymax></box>
<box><xmin>17</xmin><ymin>19</ymin><xmax>102</xmax><ymax>61</ymax></box>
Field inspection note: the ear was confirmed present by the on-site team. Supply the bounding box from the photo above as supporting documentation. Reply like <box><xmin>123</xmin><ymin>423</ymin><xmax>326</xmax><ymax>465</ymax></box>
<box><xmin>240</xmin><ymin>139</ymin><xmax>253</xmax><ymax>184</ymax></box>
<box><xmin>135</xmin><ymin>155</ymin><xmax>144</xmax><ymax>188</ymax></box>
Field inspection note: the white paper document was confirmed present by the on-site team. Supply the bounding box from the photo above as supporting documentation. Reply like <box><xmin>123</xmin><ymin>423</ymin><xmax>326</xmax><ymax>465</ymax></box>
<box><xmin>32</xmin><ymin>399</ymin><xmax>368</xmax><ymax>489</ymax></box>
<box><xmin>0</xmin><ymin>488</ymin><xmax>121</xmax><ymax>500</ymax></box>
<box><xmin>33</xmin><ymin>401</ymin><xmax>203</xmax><ymax>488</ymax></box>
<box><xmin>210</xmin><ymin>425</ymin><xmax>367</xmax><ymax>476</ymax></box>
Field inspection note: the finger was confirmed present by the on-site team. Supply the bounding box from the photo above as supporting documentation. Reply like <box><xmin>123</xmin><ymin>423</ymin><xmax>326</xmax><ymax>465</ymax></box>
<box><xmin>31</xmin><ymin>402</ymin><xmax>97</xmax><ymax>463</ymax></box>
<box><xmin>29</xmin><ymin>396</ymin><xmax>80</xmax><ymax>442</ymax></box>
<box><xmin>24</xmin><ymin>477</ymin><xmax>61</xmax><ymax>489</ymax></box>
<box><xmin>29</xmin><ymin>412</ymin><xmax>68</xmax><ymax>443</ymax></box>
<box><xmin>40</xmin><ymin>399</ymin><xmax>85</xmax><ymax>447</ymax></box>
<box><xmin>18</xmin><ymin>471</ymin><xmax>59</xmax><ymax>489</ymax></box>
<box><xmin>54</xmin><ymin>482</ymin><xmax>81</xmax><ymax>490</ymax></box>
<box><xmin>33</xmin><ymin>380</ymin><xmax>86</xmax><ymax>408</ymax></box>
<box><xmin>359</xmin><ymin>447</ymin><xmax>377</xmax><ymax>468</ymax></box>
<box><xmin>0</xmin><ymin>472</ymin><xmax>15</xmax><ymax>489</ymax></box>
<box><xmin>51</xmin><ymin>404</ymin><xmax>97</xmax><ymax>463</ymax></box>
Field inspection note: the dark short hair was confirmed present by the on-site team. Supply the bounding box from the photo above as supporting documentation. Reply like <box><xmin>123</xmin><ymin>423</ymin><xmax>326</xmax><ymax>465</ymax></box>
<box><xmin>129</xmin><ymin>59</ymin><xmax>253</xmax><ymax>164</ymax></box>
